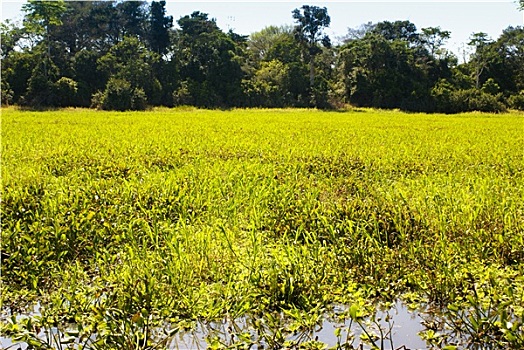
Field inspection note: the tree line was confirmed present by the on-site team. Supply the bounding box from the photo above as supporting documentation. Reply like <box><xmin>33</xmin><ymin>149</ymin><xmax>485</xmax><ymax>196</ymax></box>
<box><xmin>1</xmin><ymin>0</ymin><xmax>523</xmax><ymax>112</ymax></box>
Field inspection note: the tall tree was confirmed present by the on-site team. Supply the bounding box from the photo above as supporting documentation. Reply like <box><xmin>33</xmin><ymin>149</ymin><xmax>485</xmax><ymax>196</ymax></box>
<box><xmin>420</xmin><ymin>27</ymin><xmax>451</xmax><ymax>58</ymax></box>
<box><xmin>292</xmin><ymin>5</ymin><xmax>331</xmax><ymax>96</ymax></box>
<box><xmin>248</xmin><ymin>25</ymin><xmax>293</xmax><ymax>62</ymax></box>
<box><xmin>174</xmin><ymin>12</ymin><xmax>244</xmax><ymax>107</ymax></box>
<box><xmin>116</xmin><ymin>1</ymin><xmax>147</xmax><ymax>39</ymax></box>
<box><xmin>22</xmin><ymin>0</ymin><xmax>66</xmax><ymax>78</ymax></box>
<box><xmin>468</xmin><ymin>32</ymin><xmax>492</xmax><ymax>89</ymax></box>
<box><xmin>483</xmin><ymin>26</ymin><xmax>524</xmax><ymax>94</ymax></box>
<box><xmin>97</xmin><ymin>36</ymin><xmax>161</xmax><ymax>104</ymax></box>
<box><xmin>372</xmin><ymin>20</ymin><xmax>419</xmax><ymax>44</ymax></box>
<box><xmin>148</xmin><ymin>0</ymin><xmax>173</xmax><ymax>55</ymax></box>
<box><xmin>339</xmin><ymin>29</ymin><xmax>435</xmax><ymax>110</ymax></box>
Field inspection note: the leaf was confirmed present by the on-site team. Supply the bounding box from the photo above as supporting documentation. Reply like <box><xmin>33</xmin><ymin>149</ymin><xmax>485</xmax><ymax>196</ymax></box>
<box><xmin>349</xmin><ymin>304</ymin><xmax>359</xmax><ymax>320</ymax></box>
<box><xmin>131</xmin><ymin>312</ymin><xmax>142</xmax><ymax>323</ymax></box>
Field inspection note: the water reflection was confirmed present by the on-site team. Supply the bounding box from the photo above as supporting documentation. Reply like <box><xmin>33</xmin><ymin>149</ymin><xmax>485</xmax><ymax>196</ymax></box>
<box><xmin>165</xmin><ymin>301</ymin><xmax>430</xmax><ymax>349</ymax></box>
<box><xmin>2</xmin><ymin>299</ymin><xmax>514</xmax><ymax>349</ymax></box>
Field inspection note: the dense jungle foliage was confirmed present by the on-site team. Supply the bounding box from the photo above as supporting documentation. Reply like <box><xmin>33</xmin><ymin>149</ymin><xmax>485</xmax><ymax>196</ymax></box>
<box><xmin>1</xmin><ymin>1</ymin><xmax>524</xmax><ymax>112</ymax></box>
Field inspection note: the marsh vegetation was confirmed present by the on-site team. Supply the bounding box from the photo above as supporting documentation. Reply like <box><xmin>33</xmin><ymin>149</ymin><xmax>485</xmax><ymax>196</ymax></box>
<box><xmin>1</xmin><ymin>108</ymin><xmax>523</xmax><ymax>348</ymax></box>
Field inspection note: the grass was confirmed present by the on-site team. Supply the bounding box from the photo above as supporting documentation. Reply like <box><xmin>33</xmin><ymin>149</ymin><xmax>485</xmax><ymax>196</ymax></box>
<box><xmin>1</xmin><ymin>107</ymin><xmax>523</xmax><ymax>348</ymax></box>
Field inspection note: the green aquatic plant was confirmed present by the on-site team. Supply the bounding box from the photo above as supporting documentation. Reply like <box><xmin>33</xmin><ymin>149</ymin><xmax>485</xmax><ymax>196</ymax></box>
<box><xmin>1</xmin><ymin>107</ymin><xmax>523</xmax><ymax>348</ymax></box>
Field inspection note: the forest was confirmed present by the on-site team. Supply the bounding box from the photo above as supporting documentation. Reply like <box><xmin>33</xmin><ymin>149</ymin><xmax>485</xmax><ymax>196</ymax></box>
<box><xmin>1</xmin><ymin>0</ymin><xmax>524</xmax><ymax>112</ymax></box>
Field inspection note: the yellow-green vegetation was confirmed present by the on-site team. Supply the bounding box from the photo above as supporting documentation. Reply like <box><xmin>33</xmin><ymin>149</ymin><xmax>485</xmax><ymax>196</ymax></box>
<box><xmin>1</xmin><ymin>108</ymin><xmax>523</xmax><ymax>348</ymax></box>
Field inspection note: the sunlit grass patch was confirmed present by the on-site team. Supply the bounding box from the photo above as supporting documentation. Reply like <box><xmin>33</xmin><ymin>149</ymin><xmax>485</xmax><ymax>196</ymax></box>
<box><xmin>1</xmin><ymin>108</ymin><xmax>523</xmax><ymax>348</ymax></box>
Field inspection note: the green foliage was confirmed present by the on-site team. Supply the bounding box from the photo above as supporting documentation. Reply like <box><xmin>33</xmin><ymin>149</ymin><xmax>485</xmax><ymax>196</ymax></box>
<box><xmin>432</xmin><ymin>84</ymin><xmax>507</xmax><ymax>113</ymax></box>
<box><xmin>1</xmin><ymin>109</ymin><xmax>523</xmax><ymax>348</ymax></box>
<box><xmin>292</xmin><ymin>5</ymin><xmax>331</xmax><ymax>48</ymax></box>
<box><xmin>1</xmin><ymin>51</ymin><xmax>35</xmax><ymax>104</ymax></box>
<box><xmin>481</xmin><ymin>77</ymin><xmax>501</xmax><ymax>95</ymax></box>
<box><xmin>372</xmin><ymin>20</ymin><xmax>419</xmax><ymax>43</ymax></box>
<box><xmin>21</xmin><ymin>56</ymin><xmax>59</xmax><ymax>107</ymax></box>
<box><xmin>1</xmin><ymin>78</ymin><xmax>14</xmax><ymax>106</ymax></box>
<box><xmin>22</xmin><ymin>0</ymin><xmax>66</xmax><ymax>35</ymax></box>
<box><xmin>449</xmin><ymin>89</ymin><xmax>506</xmax><ymax>113</ymax></box>
<box><xmin>94</xmin><ymin>78</ymin><xmax>148</xmax><ymax>111</ymax></box>
<box><xmin>340</xmin><ymin>31</ymin><xmax>431</xmax><ymax>110</ymax></box>
<box><xmin>2</xmin><ymin>2</ymin><xmax>523</xmax><ymax>110</ymax></box>
<box><xmin>97</xmin><ymin>36</ymin><xmax>161</xmax><ymax>105</ymax></box>
<box><xmin>292</xmin><ymin>5</ymin><xmax>331</xmax><ymax>105</ymax></box>
<box><xmin>53</xmin><ymin>77</ymin><xmax>78</xmax><ymax>107</ymax></box>
<box><xmin>420</xmin><ymin>26</ymin><xmax>451</xmax><ymax>57</ymax></box>
<box><xmin>508</xmin><ymin>91</ymin><xmax>524</xmax><ymax>110</ymax></box>
<box><xmin>148</xmin><ymin>1</ymin><xmax>173</xmax><ymax>55</ymax></box>
<box><xmin>243</xmin><ymin>60</ymin><xmax>290</xmax><ymax>107</ymax></box>
<box><xmin>248</xmin><ymin>25</ymin><xmax>293</xmax><ymax>62</ymax></box>
<box><xmin>175</xmin><ymin>12</ymin><xmax>245</xmax><ymax>107</ymax></box>
<box><xmin>1</xmin><ymin>20</ymin><xmax>24</xmax><ymax>58</ymax></box>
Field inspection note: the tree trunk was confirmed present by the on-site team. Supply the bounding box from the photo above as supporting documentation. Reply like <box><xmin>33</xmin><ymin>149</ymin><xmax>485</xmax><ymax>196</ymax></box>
<box><xmin>309</xmin><ymin>57</ymin><xmax>315</xmax><ymax>88</ymax></box>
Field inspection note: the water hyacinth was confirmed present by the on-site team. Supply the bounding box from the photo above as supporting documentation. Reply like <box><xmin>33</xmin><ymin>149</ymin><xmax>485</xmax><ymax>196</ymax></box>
<box><xmin>1</xmin><ymin>107</ymin><xmax>523</xmax><ymax>349</ymax></box>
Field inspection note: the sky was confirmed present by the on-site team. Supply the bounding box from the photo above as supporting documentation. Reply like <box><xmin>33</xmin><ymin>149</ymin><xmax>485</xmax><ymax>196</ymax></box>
<box><xmin>2</xmin><ymin>1</ymin><xmax>523</xmax><ymax>58</ymax></box>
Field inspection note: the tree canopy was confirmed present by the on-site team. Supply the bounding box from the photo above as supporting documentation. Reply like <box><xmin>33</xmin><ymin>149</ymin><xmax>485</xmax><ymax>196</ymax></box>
<box><xmin>1</xmin><ymin>2</ymin><xmax>522</xmax><ymax>112</ymax></box>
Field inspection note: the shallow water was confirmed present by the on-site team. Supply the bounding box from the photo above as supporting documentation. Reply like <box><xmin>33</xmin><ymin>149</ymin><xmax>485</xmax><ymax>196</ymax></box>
<box><xmin>1</xmin><ymin>301</ymin><xmax>433</xmax><ymax>349</ymax></box>
<box><xmin>167</xmin><ymin>301</ymin><xmax>430</xmax><ymax>349</ymax></box>
<box><xmin>316</xmin><ymin>301</ymin><xmax>428</xmax><ymax>349</ymax></box>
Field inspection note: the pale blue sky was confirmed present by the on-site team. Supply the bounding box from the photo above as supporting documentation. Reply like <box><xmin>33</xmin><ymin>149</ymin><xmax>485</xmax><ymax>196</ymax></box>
<box><xmin>2</xmin><ymin>1</ymin><xmax>523</xmax><ymax>58</ymax></box>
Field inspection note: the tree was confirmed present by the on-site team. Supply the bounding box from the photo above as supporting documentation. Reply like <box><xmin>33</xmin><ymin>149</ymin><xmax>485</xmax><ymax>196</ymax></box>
<box><xmin>243</xmin><ymin>60</ymin><xmax>290</xmax><ymax>107</ymax></box>
<box><xmin>248</xmin><ymin>25</ymin><xmax>293</xmax><ymax>62</ymax></box>
<box><xmin>177</xmin><ymin>11</ymin><xmax>219</xmax><ymax>38</ymax></box>
<box><xmin>482</xmin><ymin>26</ymin><xmax>524</xmax><ymax>94</ymax></box>
<box><xmin>292</xmin><ymin>5</ymin><xmax>331</xmax><ymax>98</ymax></box>
<box><xmin>97</xmin><ymin>36</ymin><xmax>161</xmax><ymax>105</ymax></box>
<box><xmin>339</xmin><ymin>26</ymin><xmax>438</xmax><ymax>111</ymax></box>
<box><xmin>148</xmin><ymin>1</ymin><xmax>173</xmax><ymax>55</ymax></box>
<box><xmin>263</xmin><ymin>31</ymin><xmax>310</xmax><ymax>106</ymax></box>
<box><xmin>22</xmin><ymin>0</ymin><xmax>66</xmax><ymax>78</ymax></box>
<box><xmin>92</xmin><ymin>78</ymin><xmax>147</xmax><ymax>111</ymax></box>
<box><xmin>468</xmin><ymin>32</ymin><xmax>492</xmax><ymax>89</ymax></box>
<box><xmin>372</xmin><ymin>20</ymin><xmax>419</xmax><ymax>44</ymax></box>
<box><xmin>1</xmin><ymin>20</ymin><xmax>23</xmax><ymax>59</ymax></box>
<box><xmin>1</xmin><ymin>51</ymin><xmax>37</xmax><ymax>104</ymax></box>
<box><xmin>420</xmin><ymin>27</ymin><xmax>451</xmax><ymax>58</ymax></box>
<box><xmin>1</xmin><ymin>21</ymin><xmax>25</xmax><ymax>105</ymax></box>
<box><xmin>48</xmin><ymin>2</ymin><xmax>94</xmax><ymax>57</ymax></box>
<box><xmin>116</xmin><ymin>1</ymin><xmax>148</xmax><ymax>39</ymax></box>
<box><xmin>174</xmin><ymin>12</ymin><xmax>245</xmax><ymax>107</ymax></box>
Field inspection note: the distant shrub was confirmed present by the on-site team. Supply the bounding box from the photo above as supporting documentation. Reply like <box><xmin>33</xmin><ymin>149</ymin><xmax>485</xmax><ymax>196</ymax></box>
<box><xmin>53</xmin><ymin>77</ymin><xmax>78</xmax><ymax>107</ymax></box>
<box><xmin>172</xmin><ymin>81</ymin><xmax>193</xmax><ymax>106</ymax></box>
<box><xmin>90</xmin><ymin>90</ymin><xmax>104</xmax><ymax>109</ymax></box>
<box><xmin>453</xmin><ymin>89</ymin><xmax>506</xmax><ymax>113</ymax></box>
<box><xmin>93</xmin><ymin>78</ymin><xmax>148</xmax><ymax>111</ymax></box>
<box><xmin>101</xmin><ymin>78</ymin><xmax>133</xmax><ymax>111</ymax></box>
<box><xmin>131</xmin><ymin>87</ymin><xmax>147</xmax><ymax>111</ymax></box>
<box><xmin>1</xmin><ymin>79</ymin><xmax>14</xmax><ymax>106</ymax></box>
<box><xmin>481</xmin><ymin>78</ymin><xmax>500</xmax><ymax>95</ymax></box>
<box><xmin>433</xmin><ymin>83</ymin><xmax>506</xmax><ymax>113</ymax></box>
<box><xmin>431</xmin><ymin>79</ymin><xmax>454</xmax><ymax>113</ymax></box>
<box><xmin>507</xmin><ymin>92</ymin><xmax>524</xmax><ymax>110</ymax></box>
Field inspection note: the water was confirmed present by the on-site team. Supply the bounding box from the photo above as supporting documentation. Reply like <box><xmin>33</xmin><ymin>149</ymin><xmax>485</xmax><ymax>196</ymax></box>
<box><xmin>1</xmin><ymin>301</ymin><xmax>436</xmax><ymax>349</ymax></box>
<box><xmin>165</xmin><ymin>301</ymin><xmax>430</xmax><ymax>349</ymax></box>
<box><xmin>316</xmin><ymin>301</ymin><xmax>428</xmax><ymax>349</ymax></box>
